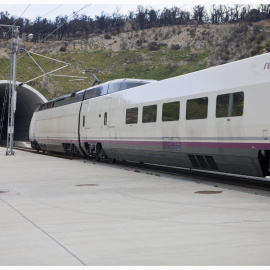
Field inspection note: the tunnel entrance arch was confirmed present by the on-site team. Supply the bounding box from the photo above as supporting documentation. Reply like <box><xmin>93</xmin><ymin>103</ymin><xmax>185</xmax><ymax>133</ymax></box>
<box><xmin>0</xmin><ymin>80</ymin><xmax>47</xmax><ymax>146</ymax></box>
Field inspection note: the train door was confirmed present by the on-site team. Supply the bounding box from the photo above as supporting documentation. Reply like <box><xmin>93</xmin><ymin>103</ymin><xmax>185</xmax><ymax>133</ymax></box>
<box><xmin>78</xmin><ymin>99</ymin><xmax>89</xmax><ymax>155</ymax></box>
<box><xmin>105</xmin><ymin>95</ymin><xmax>120</xmax><ymax>156</ymax></box>
<box><xmin>101</xmin><ymin>96</ymin><xmax>114</xmax><ymax>156</ymax></box>
<box><xmin>79</xmin><ymin>96</ymin><xmax>112</xmax><ymax>158</ymax></box>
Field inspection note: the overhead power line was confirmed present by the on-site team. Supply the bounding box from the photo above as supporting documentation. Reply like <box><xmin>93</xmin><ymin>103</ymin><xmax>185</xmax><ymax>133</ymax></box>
<box><xmin>28</xmin><ymin>4</ymin><xmax>92</xmax><ymax>51</ymax></box>
<box><xmin>19</xmin><ymin>49</ymin><xmax>71</xmax><ymax>85</ymax></box>
<box><xmin>13</xmin><ymin>4</ymin><xmax>92</xmax><ymax>80</ymax></box>
<box><xmin>6</xmin><ymin>5</ymin><xmax>31</xmax><ymax>35</ymax></box>
<box><xmin>41</xmin><ymin>4</ymin><xmax>64</xmax><ymax>19</ymax></box>
<box><xmin>0</xmin><ymin>4</ymin><xmax>93</xmax><ymax>94</ymax></box>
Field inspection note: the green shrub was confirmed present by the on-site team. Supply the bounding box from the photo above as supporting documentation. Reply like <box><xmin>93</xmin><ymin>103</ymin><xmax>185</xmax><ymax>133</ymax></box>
<box><xmin>59</xmin><ymin>46</ymin><xmax>67</xmax><ymax>52</ymax></box>
<box><xmin>256</xmin><ymin>33</ymin><xmax>266</xmax><ymax>44</ymax></box>
<box><xmin>136</xmin><ymin>39</ymin><xmax>142</xmax><ymax>46</ymax></box>
<box><xmin>171</xmin><ymin>44</ymin><xmax>180</xmax><ymax>50</ymax></box>
<box><xmin>148</xmin><ymin>42</ymin><xmax>159</xmax><ymax>51</ymax></box>
<box><xmin>250</xmin><ymin>45</ymin><xmax>262</xmax><ymax>56</ymax></box>
<box><xmin>104</xmin><ymin>33</ymin><xmax>112</xmax><ymax>39</ymax></box>
<box><xmin>159</xmin><ymin>43</ymin><xmax>168</xmax><ymax>47</ymax></box>
<box><xmin>248</xmin><ymin>35</ymin><xmax>256</xmax><ymax>43</ymax></box>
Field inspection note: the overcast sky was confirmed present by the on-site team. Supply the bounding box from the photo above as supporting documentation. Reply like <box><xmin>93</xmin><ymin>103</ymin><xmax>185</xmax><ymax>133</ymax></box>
<box><xmin>0</xmin><ymin>1</ymin><xmax>265</xmax><ymax>21</ymax></box>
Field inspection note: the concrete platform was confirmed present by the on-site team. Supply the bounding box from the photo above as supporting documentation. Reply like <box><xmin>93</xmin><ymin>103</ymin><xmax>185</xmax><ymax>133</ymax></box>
<box><xmin>0</xmin><ymin>147</ymin><xmax>270</xmax><ymax>266</ymax></box>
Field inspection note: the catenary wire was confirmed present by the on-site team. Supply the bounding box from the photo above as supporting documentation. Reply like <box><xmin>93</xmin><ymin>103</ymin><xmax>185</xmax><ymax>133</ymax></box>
<box><xmin>0</xmin><ymin>4</ymin><xmax>32</xmax><ymax>76</ymax></box>
<box><xmin>0</xmin><ymin>4</ymin><xmax>31</xmax><ymax>81</ymax></box>
<box><xmin>2</xmin><ymin>4</ymin><xmax>92</xmax><ymax>84</ymax></box>
<box><xmin>1</xmin><ymin>4</ymin><xmax>249</xmax><ymax>88</ymax></box>
<box><xmin>0</xmin><ymin>4</ymin><xmax>92</xmax><ymax>109</ymax></box>
<box><xmin>41</xmin><ymin>4</ymin><xmax>64</xmax><ymax>19</ymax></box>
<box><xmin>6</xmin><ymin>4</ymin><xmax>31</xmax><ymax>35</ymax></box>
<box><xmin>28</xmin><ymin>4</ymin><xmax>92</xmax><ymax>52</ymax></box>
<box><xmin>16</xmin><ymin>4</ymin><xmax>92</xmax><ymax>88</ymax></box>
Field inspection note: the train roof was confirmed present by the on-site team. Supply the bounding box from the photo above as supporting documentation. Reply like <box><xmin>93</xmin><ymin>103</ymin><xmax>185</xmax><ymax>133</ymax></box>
<box><xmin>84</xmin><ymin>78</ymin><xmax>157</xmax><ymax>95</ymax></box>
<box><xmin>36</xmin><ymin>78</ymin><xmax>157</xmax><ymax>111</ymax></box>
<box><xmin>52</xmin><ymin>78</ymin><xmax>157</xmax><ymax>102</ymax></box>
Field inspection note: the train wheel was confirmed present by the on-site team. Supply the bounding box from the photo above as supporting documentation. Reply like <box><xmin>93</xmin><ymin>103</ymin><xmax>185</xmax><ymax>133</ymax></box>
<box><xmin>95</xmin><ymin>149</ymin><xmax>104</xmax><ymax>161</ymax></box>
<box><xmin>95</xmin><ymin>143</ymin><xmax>105</xmax><ymax>161</ymax></box>
<box><xmin>109</xmin><ymin>158</ymin><xmax>116</xmax><ymax>164</ymax></box>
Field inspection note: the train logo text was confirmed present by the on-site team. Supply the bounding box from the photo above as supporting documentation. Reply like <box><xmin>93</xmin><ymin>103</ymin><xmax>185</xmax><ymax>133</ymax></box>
<box><xmin>264</xmin><ymin>62</ymin><xmax>270</xmax><ymax>69</ymax></box>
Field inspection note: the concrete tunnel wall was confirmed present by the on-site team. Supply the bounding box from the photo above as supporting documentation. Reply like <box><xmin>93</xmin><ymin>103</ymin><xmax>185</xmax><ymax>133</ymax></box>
<box><xmin>0</xmin><ymin>80</ymin><xmax>47</xmax><ymax>145</ymax></box>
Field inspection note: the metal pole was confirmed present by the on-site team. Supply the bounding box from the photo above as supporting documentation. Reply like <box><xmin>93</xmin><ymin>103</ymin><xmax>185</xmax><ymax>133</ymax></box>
<box><xmin>5</xmin><ymin>41</ymin><xmax>13</xmax><ymax>154</ymax></box>
<box><xmin>6</xmin><ymin>27</ymin><xmax>19</xmax><ymax>155</ymax></box>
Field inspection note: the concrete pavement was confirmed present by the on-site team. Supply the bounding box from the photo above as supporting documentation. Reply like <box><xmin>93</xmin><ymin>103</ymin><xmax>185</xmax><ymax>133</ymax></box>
<box><xmin>0</xmin><ymin>147</ymin><xmax>270</xmax><ymax>266</ymax></box>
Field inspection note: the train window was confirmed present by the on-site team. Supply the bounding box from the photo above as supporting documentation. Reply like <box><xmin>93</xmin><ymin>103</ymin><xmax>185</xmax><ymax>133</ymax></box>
<box><xmin>35</xmin><ymin>103</ymin><xmax>41</xmax><ymax>112</ymax></box>
<box><xmin>162</xmin><ymin>101</ymin><xmax>180</xmax><ymax>122</ymax></box>
<box><xmin>83</xmin><ymin>115</ymin><xmax>85</xmax><ymax>127</ymax></box>
<box><xmin>104</xmin><ymin>112</ymin><xmax>107</xmax><ymax>125</ymax></box>
<box><xmin>54</xmin><ymin>98</ymin><xmax>67</xmax><ymax>107</ymax></box>
<box><xmin>54</xmin><ymin>93</ymin><xmax>83</xmax><ymax>108</ymax></box>
<box><xmin>84</xmin><ymin>87</ymin><xmax>101</xmax><ymax>100</ymax></box>
<box><xmin>72</xmin><ymin>92</ymin><xmax>84</xmax><ymax>103</ymax></box>
<box><xmin>186</xmin><ymin>97</ymin><xmax>208</xmax><ymax>120</ymax></box>
<box><xmin>120</xmin><ymin>82</ymin><xmax>145</xmax><ymax>91</ymax></box>
<box><xmin>142</xmin><ymin>105</ymin><xmax>157</xmax><ymax>123</ymax></box>
<box><xmin>44</xmin><ymin>101</ymin><xmax>54</xmax><ymax>109</ymax></box>
<box><xmin>126</xmin><ymin>108</ymin><xmax>138</xmax><ymax>124</ymax></box>
<box><xmin>39</xmin><ymin>103</ymin><xmax>45</xmax><ymax>111</ymax></box>
<box><xmin>216</xmin><ymin>92</ymin><xmax>244</xmax><ymax>118</ymax></box>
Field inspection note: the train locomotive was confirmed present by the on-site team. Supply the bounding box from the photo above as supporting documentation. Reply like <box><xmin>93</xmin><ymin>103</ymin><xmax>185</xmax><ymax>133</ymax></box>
<box><xmin>29</xmin><ymin>53</ymin><xmax>270</xmax><ymax>177</ymax></box>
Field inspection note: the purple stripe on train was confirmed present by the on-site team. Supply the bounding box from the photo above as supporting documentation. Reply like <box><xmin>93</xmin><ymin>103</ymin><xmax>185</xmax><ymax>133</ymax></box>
<box><xmin>32</xmin><ymin>137</ymin><xmax>270</xmax><ymax>150</ymax></box>
<box><xmin>82</xmin><ymin>140</ymin><xmax>270</xmax><ymax>150</ymax></box>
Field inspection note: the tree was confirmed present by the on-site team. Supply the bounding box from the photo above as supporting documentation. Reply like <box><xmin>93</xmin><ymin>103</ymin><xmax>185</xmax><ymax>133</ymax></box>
<box><xmin>136</xmin><ymin>5</ymin><xmax>147</xmax><ymax>29</ymax></box>
<box><xmin>148</xmin><ymin>9</ymin><xmax>158</xmax><ymax>27</ymax></box>
<box><xmin>55</xmin><ymin>16</ymin><xmax>68</xmax><ymax>41</ymax></box>
<box><xmin>193</xmin><ymin>5</ymin><xmax>207</xmax><ymax>24</ymax></box>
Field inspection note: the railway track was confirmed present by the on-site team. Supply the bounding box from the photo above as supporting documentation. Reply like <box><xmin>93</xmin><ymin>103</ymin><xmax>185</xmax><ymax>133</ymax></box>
<box><xmin>13</xmin><ymin>146</ymin><xmax>270</xmax><ymax>196</ymax></box>
<box><xmin>116</xmin><ymin>160</ymin><xmax>270</xmax><ymax>195</ymax></box>
<box><xmin>13</xmin><ymin>146</ymin><xmax>75</xmax><ymax>160</ymax></box>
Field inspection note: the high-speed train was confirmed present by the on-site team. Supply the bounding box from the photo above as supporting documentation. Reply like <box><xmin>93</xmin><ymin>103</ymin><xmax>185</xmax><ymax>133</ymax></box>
<box><xmin>29</xmin><ymin>53</ymin><xmax>270</xmax><ymax>177</ymax></box>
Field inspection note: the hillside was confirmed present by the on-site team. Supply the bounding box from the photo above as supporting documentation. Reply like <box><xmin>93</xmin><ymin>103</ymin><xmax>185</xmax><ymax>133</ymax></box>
<box><xmin>1</xmin><ymin>20</ymin><xmax>270</xmax><ymax>100</ymax></box>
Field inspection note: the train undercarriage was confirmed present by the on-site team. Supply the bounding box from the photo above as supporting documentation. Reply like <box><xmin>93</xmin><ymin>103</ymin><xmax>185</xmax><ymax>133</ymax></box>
<box><xmin>30</xmin><ymin>139</ymin><xmax>270</xmax><ymax>178</ymax></box>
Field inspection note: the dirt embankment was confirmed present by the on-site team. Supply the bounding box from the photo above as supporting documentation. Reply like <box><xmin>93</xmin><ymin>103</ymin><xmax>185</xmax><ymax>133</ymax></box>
<box><xmin>1</xmin><ymin>20</ymin><xmax>270</xmax><ymax>65</ymax></box>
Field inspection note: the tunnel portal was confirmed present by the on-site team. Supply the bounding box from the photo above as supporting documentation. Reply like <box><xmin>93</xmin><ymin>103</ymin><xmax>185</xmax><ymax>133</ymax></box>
<box><xmin>0</xmin><ymin>81</ymin><xmax>47</xmax><ymax>146</ymax></box>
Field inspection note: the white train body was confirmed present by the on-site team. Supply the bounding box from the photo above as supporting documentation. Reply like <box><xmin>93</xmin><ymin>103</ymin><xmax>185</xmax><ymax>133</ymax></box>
<box><xmin>30</xmin><ymin>53</ymin><xmax>270</xmax><ymax>177</ymax></box>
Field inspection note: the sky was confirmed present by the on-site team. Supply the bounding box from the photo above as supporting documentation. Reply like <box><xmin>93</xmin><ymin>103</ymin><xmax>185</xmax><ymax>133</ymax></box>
<box><xmin>0</xmin><ymin>4</ymin><xmax>171</xmax><ymax>21</ymax></box>
<box><xmin>0</xmin><ymin>1</ymin><xmax>266</xmax><ymax>22</ymax></box>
